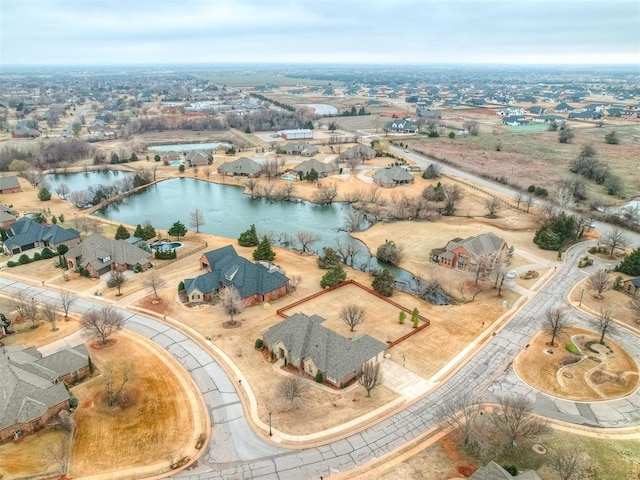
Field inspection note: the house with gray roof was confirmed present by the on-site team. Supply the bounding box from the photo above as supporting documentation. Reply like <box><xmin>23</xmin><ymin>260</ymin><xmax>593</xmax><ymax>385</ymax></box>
<box><xmin>373</xmin><ymin>166</ymin><xmax>414</xmax><ymax>188</ymax></box>
<box><xmin>217</xmin><ymin>157</ymin><xmax>263</xmax><ymax>177</ymax></box>
<box><xmin>294</xmin><ymin>158</ymin><xmax>339</xmax><ymax>178</ymax></box>
<box><xmin>469</xmin><ymin>461</ymin><xmax>541</xmax><ymax>480</ymax></box>
<box><xmin>0</xmin><ymin>176</ymin><xmax>21</xmax><ymax>194</ymax></box>
<box><xmin>65</xmin><ymin>233</ymin><xmax>153</xmax><ymax>278</ymax></box>
<box><xmin>623</xmin><ymin>277</ymin><xmax>640</xmax><ymax>297</ymax></box>
<box><xmin>431</xmin><ymin>231</ymin><xmax>508</xmax><ymax>271</ymax></box>
<box><xmin>2</xmin><ymin>217</ymin><xmax>80</xmax><ymax>255</ymax></box>
<box><xmin>386</xmin><ymin>119</ymin><xmax>417</xmax><ymax>133</ymax></box>
<box><xmin>0</xmin><ymin>344</ymin><xmax>89</xmax><ymax>442</ymax></box>
<box><xmin>184</xmin><ymin>245</ymin><xmax>289</xmax><ymax>306</ymax></box>
<box><xmin>185</xmin><ymin>149</ymin><xmax>212</xmax><ymax>167</ymax></box>
<box><xmin>340</xmin><ymin>144</ymin><xmax>377</xmax><ymax>162</ymax></box>
<box><xmin>277</xmin><ymin>142</ymin><xmax>319</xmax><ymax>156</ymax></box>
<box><xmin>262</xmin><ymin>313</ymin><xmax>387</xmax><ymax>387</ymax></box>
<box><xmin>0</xmin><ymin>204</ymin><xmax>18</xmax><ymax>229</ymax></box>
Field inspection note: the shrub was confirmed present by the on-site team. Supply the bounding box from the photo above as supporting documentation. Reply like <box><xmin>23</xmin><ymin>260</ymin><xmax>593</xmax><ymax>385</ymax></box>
<box><xmin>178</xmin><ymin>281</ymin><xmax>185</xmax><ymax>291</ymax></box>
<box><xmin>315</xmin><ymin>371</ymin><xmax>324</xmax><ymax>383</ymax></box>
<box><xmin>6</xmin><ymin>261</ymin><xmax>17</xmax><ymax>268</ymax></box>
<box><xmin>33</xmin><ymin>252</ymin><xmax>42</xmax><ymax>261</ymax></box>
<box><xmin>69</xmin><ymin>396</ymin><xmax>79</xmax><ymax>409</ymax></box>
<box><xmin>41</xmin><ymin>247</ymin><xmax>55</xmax><ymax>259</ymax></box>
<box><xmin>502</xmin><ymin>465</ymin><xmax>518</xmax><ymax>476</ymax></box>
<box><xmin>133</xmin><ymin>263</ymin><xmax>142</xmax><ymax>273</ymax></box>
<box><xmin>155</xmin><ymin>249</ymin><xmax>177</xmax><ymax>260</ymax></box>
<box><xmin>448</xmin><ymin>131</ymin><xmax>455</xmax><ymax>139</ymax></box>
<box><xmin>254</xmin><ymin>338</ymin><xmax>264</xmax><ymax>349</ymax></box>
<box><xmin>18</xmin><ymin>254</ymin><xmax>32</xmax><ymax>265</ymax></box>
<box><xmin>566</xmin><ymin>342</ymin><xmax>580</xmax><ymax>355</ymax></box>
<box><xmin>528</xmin><ymin>184</ymin><xmax>536</xmax><ymax>192</ymax></box>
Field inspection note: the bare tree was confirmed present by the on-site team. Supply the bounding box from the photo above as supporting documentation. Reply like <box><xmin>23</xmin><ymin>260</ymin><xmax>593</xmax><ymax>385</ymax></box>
<box><xmin>491</xmin><ymin>394</ymin><xmax>549</xmax><ymax>448</ymax></box>
<box><xmin>442</xmin><ymin>184</ymin><xmax>464</xmax><ymax>216</ymax></box>
<box><xmin>102</xmin><ymin>361</ymin><xmax>135</xmax><ymax>407</ymax></box>
<box><xmin>203</xmin><ymin>166</ymin><xmax>211</xmax><ymax>180</ymax></box>
<box><xmin>189</xmin><ymin>208</ymin><xmax>206</xmax><ymax>233</ymax></box>
<box><xmin>58</xmin><ymin>409</ymin><xmax>75</xmax><ymax>431</ymax></box>
<box><xmin>435</xmin><ymin>391</ymin><xmax>483</xmax><ymax>445</ymax></box>
<box><xmin>340</xmin><ymin>304</ymin><xmax>366</xmax><ymax>332</ymax></box>
<box><xmin>550</xmin><ymin>447</ymin><xmax>587</xmax><ymax>480</ymax></box>
<box><xmin>296</xmin><ymin>230</ymin><xmax>320</xmax><ymax>254</ymax></box>
<box><xmin>108</xmin><ymin>270</ymin><xmax>126</xmax><ymax>296</ymax></box>
<box><xmin>244</xmin><ymin>178</ymin><xmax>258</xmax><ymax>199</ymax></box>
<box><xmin>43</xmin><ymin>438</ymin><xmax>68</xmax><ymax>471</ymax></box>
<box><xmin>219</xmin><ymin>285</ymin><xmax>243</xmax><ymax>326</ymax></box>
<box><xmin>542</xmin><ymin>307</ymin><xmax>569</xmax><ymax>346</ymax></box>
<box><xmin>463</xmin><ymin>120</ymin><xmax>479</xmax><ymax>136</ymax></box>
<box><xmin>313</xmin><ymin>183</ymin><xmax>339</xmax><ymax>205</ymax></box>
<box><xmin>587</xmin><ymin>269</ymin><xmax>612</xmax><ymax>299</ymax></box>
<box><xmin>357</xmin><ymin>361</ymin><xmax>383</xmax><ymax>397</ymax></box>
<box><xmin>143</xmin><ymin>271</ymin><xmax>166</xmax><ymax>301</ymax></box>
<box><xmin>279</xmin><ymin>182</ymin><xmax>296</xmax><ymax>201</ymax></box>
<box><xmin>55</xmin><ymin>182</ymin><xmax>70</xmax><ymax>199</ymax></box>
<box><xmin>263</xmin><ymin>159</ymin><xmax>279</xmax><ymax>181</ymax></box>
<box><xmin>276</xmin><ymin>374</ymin><xmax>308</xmax><ymax>409</ymax></box>
<box><xmin>484</xmin><ymin>197</ymin><xmax>502</xmax><ymax>218</ymax></box>
<box><xmin>13</xmin><ymin>294</ymin><xmax>40</xmax><ymax>328</ymax></box>
<box><xmin>630</xmin><ymin>294</ymin><xmax>640</xmax><ymax>324</ymax></box>
<box><xmin>67</xmin><ymin>190</ymin><xmax>92</xmax><ymax>208</ymax></box>
<box><xmin>555</xmin><ymin>185</ymin><xmax>575</xmax><ymax>209</ymax></box>
<box><xmin>514</xmin><ymin>191</ymin><xmax>524</xmax><ymax>210</ymax></box>
<box><xmin>80</xmin><ymin>306</ymin><xmax>125</xmax><ymax>345</ymax></box>
<box><xmin>524</xmin><ymin>194</ymin><xmax>534</xmax><ymax>213</ymax></box>
<box><xmin>40</xmin><ymin>301</ymin><xmax>60</xmax><ymax>331</ymax></box>
<box><xmin>594</xmin><ymin>309</ymin><xmax>615</xmax><ymax>344</ymax></box>
<box><xmin>602</xmin><ymin>227</ymin><xmax>629</xmax><ymax>258</ymax></box>
<box><xmin>59</xmin><ymin>290</ymin><xmax>76</xmax><ymax>318</ymax></box>
<box><xmin>376</xmin><ymin>240</ymin><xmax>404</xmax><ymax>266</ymax></box>
<box><xmin>344</xmin><ymin>209</ymin><xmax>367</xmax><ymax>232</ymax></box>
<box><xmin>335</xmin><ymin>238</ymin><xmax>363</xmax><ymax>267</ymax></box>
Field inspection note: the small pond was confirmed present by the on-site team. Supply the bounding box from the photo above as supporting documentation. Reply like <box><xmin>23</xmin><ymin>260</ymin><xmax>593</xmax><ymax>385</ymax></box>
<box><xmin>302</xmin><ymin>104</ymin><xmax>338</xmax><ymax>115</ymax></box>
<box><xmin>45</xmin><ymin>169</ymin><xmax>131</xmax><ymax>194</ymax></box>
<box><xmin>148</xmin><ymin>142</ymin><xmax>230</xmax><ymax>152</ymax></box>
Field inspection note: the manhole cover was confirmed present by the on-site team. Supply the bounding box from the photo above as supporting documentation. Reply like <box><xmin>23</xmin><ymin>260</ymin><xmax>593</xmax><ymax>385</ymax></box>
<box><xmin>533</xmin><ymin>444</ymin><xmax>547</xmax><ymax>454</ymax></box>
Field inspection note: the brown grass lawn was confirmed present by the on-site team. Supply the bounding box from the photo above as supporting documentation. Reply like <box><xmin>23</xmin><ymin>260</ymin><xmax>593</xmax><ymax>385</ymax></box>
<box><xmin>1</xmin><ymin>314</ymin><xmax>81</xmax><ymax>348</ymax></box>
<box><xmin>68</xmin><ymin>332</ymin><xmax>198</xmax><ymax>478</ymax></box>
<box><xmin>514</xmin><ymin>328</ymin><xmax>638</xmax><ymax>401</ymax></box>
<box><xmin>0</xmin><ymin>429</ymin><xmax>70</xmax><ymax>479</ymax></box>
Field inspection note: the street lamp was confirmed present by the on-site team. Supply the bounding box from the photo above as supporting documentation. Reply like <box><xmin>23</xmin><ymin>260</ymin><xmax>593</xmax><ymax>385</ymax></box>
<box><xmin>268</xmin><ymin>412</ymin><xmax>272</xmax><ymax>437</ymax></box>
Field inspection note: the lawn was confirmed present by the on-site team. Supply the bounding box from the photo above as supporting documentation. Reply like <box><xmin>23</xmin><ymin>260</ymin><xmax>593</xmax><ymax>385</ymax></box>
<box><xmin>0</xmin><ymin>429</ymin><xmax>70</xmax><ymax>479</ymax></box>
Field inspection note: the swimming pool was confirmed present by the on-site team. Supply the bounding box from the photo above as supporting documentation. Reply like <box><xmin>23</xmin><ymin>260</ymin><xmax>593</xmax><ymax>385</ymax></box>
<box><xmin>150</xmin><ymin>242</ymin><xmax>183</xmax><ymax>251</ymax></box>
<box><xmin>282</xmin><ymin>175</ymin><xmax>297</xmax><ymax>181</ymax></box>
<box><xmin>170</xmin><ymin>161</ymin><xmax>182</xmax><ymax>167</ymax></box>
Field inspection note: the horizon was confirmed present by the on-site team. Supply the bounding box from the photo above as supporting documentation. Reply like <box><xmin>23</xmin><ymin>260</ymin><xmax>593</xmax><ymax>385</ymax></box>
<box><xmin>1</xmin><ymin>0</ymin><xmax>638</xmax><ymax>67</ymax></box>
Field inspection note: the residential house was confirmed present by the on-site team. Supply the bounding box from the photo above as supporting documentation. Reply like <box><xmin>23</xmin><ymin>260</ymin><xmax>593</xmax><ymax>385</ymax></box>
<box><xmin>569</xmin><ymin>111</ymin><xmax>601</xmax><ymax>120</ymax></box>
<box><xmin>295</xmin><ymin>158</ymin><xmax>339</xmax><ymax>178</ymax></box>
<box><xmin>183</xmin><ymin>245</ymin><xmax>289</xmax><ymax>306</ymax></box>
<box><xmin>531</xmin><ymin>114</ymin><xmax>565</xmax><ymax>123</ymax></box>
<box><xmin>469</xmin><ymin>461</ymin><xmax>542</xmax><ymax>480</ymax></box>
<box><xmin>262</xmin><ymin>312</ymin><xmax>387</xmax><ymax>387</ymax></box>
<box><xmin>554</xmin><ymin>102</ymin><xmax>575</xmax><ymax>112</ymax></box>
<box><xmin>527</xmin><ymin>106</ymin><xmax>547</xmax><ymax>115</ymax></box>
<box><xmin>502</xmin><ymin>116</ymin><xmax>529</xmax><ymax>126</ymax></box>
<box><xmin>161</xmin><ymin>151</ymin><xmax>182</xmax><ymax>163</ymax></box>
<box><xmin>496</xmin><ymin>106</ymin><xmax>524</xmax><ymax>116</ymax></box>
<box><xmin>340</xmin><ymin>144</ymin><xmax>377</xmax><ymax>162</ymax></box>
<box><xmin>2</xmin><ymin>218</ymin><xmax>80</xmax><ymax>255</ymax></box>
<box><xmin>623</xmin><ymin>278</ymin><xmax>640</xmax><ymax>296</ymax></box>
<box><xmin>65</xmin><ymin>233</ymin><xmax>153</xmax><ymax>278</ymax></box>
<box><xmin>0</xmin><ymin>344</ymin><xmax>89</xmax><ymax>442</ymax></box>
<box><xmin>10</xmin><ymin>127</ymin><xmax>40</xmax><ymax>139</ymax></box>
<box><xmin>0</xmin><ymin>204</ymin><xmax>18</xmax><ymax>229</ymax></box>
<box><xmin>185</xmin><ymin>150</ymin><xmax>212</xmax><ymax>167</ymax></box>
<box><xmin>386</xmin><ymin>119</ymin><xmax>418</xmax><ymax>133</ymax></box>
<box><xmin>373</xmin><ymin>166</ymin><xmax>415</xmax><ymax>188</ymax></box>
<box><xmin>277</xmin><ymin>142</ymin><xmax>319</xmax><ymax>156</ymax></box>
<box><xmin>0</xmin><ymin>176</ymin><xmax>21</xmax><ymax>194</ymax></box>
<box><xmin>431</xmin><ymin>232</ymin><xmax>508</xmax><ymax>271</ymax></box>
<box><xmin>217</xmin><ymin>157</ymin><xmax>263</xmax><ymax>177</ymax></box>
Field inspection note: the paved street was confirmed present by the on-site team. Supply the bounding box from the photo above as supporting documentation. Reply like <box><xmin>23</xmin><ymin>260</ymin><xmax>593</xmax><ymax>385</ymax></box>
<box><xmin>1</xmin><ymin>238</ymin><xmax>639</xmax><ymax>480</ymax></box>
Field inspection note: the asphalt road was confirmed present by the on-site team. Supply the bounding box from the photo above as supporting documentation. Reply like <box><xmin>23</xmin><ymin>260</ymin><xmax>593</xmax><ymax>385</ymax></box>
<box><xmin>2</xmin><ymin>238</ymin><xmax>639</xmax><ymax>479</ymax></box>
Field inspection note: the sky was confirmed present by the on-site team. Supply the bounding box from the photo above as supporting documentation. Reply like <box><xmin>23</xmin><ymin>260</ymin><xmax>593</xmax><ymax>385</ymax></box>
<box><xmin>1</xmin><ymin>0</ymin><xmax>639</xmax><ymax>66</ymax></box>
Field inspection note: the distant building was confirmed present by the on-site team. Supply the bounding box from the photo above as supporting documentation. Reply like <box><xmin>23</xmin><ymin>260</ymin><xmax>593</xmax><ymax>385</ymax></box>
<box><xmin>277</xmin><ymin>142</ymin><xmax>319</xmax><ymax>156</ymax></box>
<box><xmin>278</xmin><ymin>129</ymin><xmax>313</xmax><ymax>140</ymax></box>
<box><xmin>386</xmin><ymin>119</ymin><xmax>417</xmax><ymax>133</ymax></box>
<box><xmin>0</xmin><ymin>176</ymin><xmax>21</xmax><ymax>194</ymax></box>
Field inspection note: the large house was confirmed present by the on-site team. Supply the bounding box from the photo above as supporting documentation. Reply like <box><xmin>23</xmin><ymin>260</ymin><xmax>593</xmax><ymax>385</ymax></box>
<box><xmin>373</xmin><ymin>166</ymin><xmax>414</xmax><ymax>188</ymax></box>
<box><xmin>0</xmin><ymin>176</ymin><xmax>21</xmax><ymax>194</ymax></box>
<box><xmin>262</xmin><ymin>313</ymin><xmax>387</xmax><ymax>388</ymax></box>
<box><xmin>386</xmin><ymin>119</ymin><xmax>417</xmax><ymax>133</ymax></box>
<box><xmin>431</xmin><ymin>232</ymin><xmax>509</xmax><ymax>271</ymax></box>
<box><xmin>0</xmin><ymin>344</ymin><xmax>89</xmax><ymax>442</ymax></box>
<box><xmin>184</xmin><ymin>245</ymin><xmax>289</xmax><ymax>306</ymax></box>
<box><xmin>294</xmin><ymin>158</ymin><xmax>339</xmax><ymax>178</ymax></box>
<box><xmin>185</xmin><ymin>150</ymin><xmax>212</xmax><ymax>167</ymax></box>
<box><xmin>65</xmin><ymin>233</ymin><xmax>153</xmax><ymax>278</ymax></box>
<box><xmin>277</xmin><ymin>142</ymin><xmax>319</xmax><ymax>156</ymax></box>
<box><xmin>217</xmin><ymin>157</ymin><xmax>263</xmax><ymax>177</ymax></box>
<box><xmin>496</xmin><ymin>106</ymin><xmax>524</xmax><ymax>116</ymax></box>
<box><xmin>340</xmin><ymin>144</ymin><xmax>377</xmax><ymax>162</ymax></box>
<box><xmin>2</xmin><ymin>218</ymin><xmax>80</xmax><ymax>255</ymax></box>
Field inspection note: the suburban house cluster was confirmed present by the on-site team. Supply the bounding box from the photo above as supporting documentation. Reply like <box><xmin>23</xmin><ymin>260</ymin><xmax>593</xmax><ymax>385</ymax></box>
<box><xmin>0</xmin><ymin>344</ymin><xmax>89</xmax><ymax>442</ymax></box>
<box><xmin>2</xmin><ymin>217</ymin><xmax>80</xmax><ymax>255</ymax></box>
<box><xmin>184</xmin><ymin>245</ymin><xmax>289</xmax><ymax>306</ymax></box>
<box><xmin>261</xmin><ymin>313</ymin><xmax>387</xmax><ymax>388</ymax></box>
<box><xmin>65</xmin><ymin>233</ymin><xmax>153</xmax><ymax>278</ymax></box>
<box><xmin>431</xmin><ymin>232</ymin><xmax>508</xmax><ymax>270</ymax></box>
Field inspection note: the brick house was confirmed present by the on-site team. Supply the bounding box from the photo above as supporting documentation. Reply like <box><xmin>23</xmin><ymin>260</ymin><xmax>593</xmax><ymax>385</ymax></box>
<box><xmin>0</xmin><ymin>204</ymin><xmax>18</xmax><ymax>229</ymax></box>
<box><xmin>0</xmin><ymin>344</ymin><xmax>89</xmax><ymax>442</ymax></box>
<box><xmin>262</xmin><ymin>313</ymin><xmax>387</xmax><ymax>387</ymax></box>
<box><xmin>623</xmin><ymin>278</ymin><xmax>640</xmax><ymax>296</ymax></box>
<box><xmin>65</xmin><ymin>233</ymin><xmax>153</xmax><ymax>278</ymax></box>
<box><xmin>184</xmin><ymin>245</ymin><xmax>289</xmax><ymax>306</ymax></box>
<box><xmin>373</xmin><ymin>166</ymin><xmax>414</xmax><ymax>187</ymax></box>
<box><xmin>0</xmin><ymin>176</ymin><xmax>21</xmax><ymax>194</ymax></box>
<box><xmin>431</xmin><ymin>232</ymin><xmax>508</xmax><ymax>271</ymax></box>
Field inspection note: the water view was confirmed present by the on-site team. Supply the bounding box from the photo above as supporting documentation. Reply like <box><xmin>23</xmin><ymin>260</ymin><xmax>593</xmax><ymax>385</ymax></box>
<box><xmin>148</xmin><ymin>142</ymin><xmax>230</xmax><ymax>152</ymax></box>
<box><xmin>46</xmin><ymin>169</ymin><xmax>130</xmax><ymax>194</ymax></box>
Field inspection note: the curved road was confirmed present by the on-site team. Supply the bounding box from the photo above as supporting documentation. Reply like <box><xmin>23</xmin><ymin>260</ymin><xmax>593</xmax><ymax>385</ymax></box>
<box><xmin>2</xmin><ymin>237</ymin><xmax>639</xmax><ymax>479</ymax></box>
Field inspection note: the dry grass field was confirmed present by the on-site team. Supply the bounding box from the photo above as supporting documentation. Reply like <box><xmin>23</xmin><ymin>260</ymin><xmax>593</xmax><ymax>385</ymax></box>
<box><xmin>68</xmin><ymin>332</ymin><xmax>199</xmax><ymax>478</ymax></box>
<box><xmin>0</xmin><ymin>429</ymin><xmax>70</xmax><ymax>479</ymax></box>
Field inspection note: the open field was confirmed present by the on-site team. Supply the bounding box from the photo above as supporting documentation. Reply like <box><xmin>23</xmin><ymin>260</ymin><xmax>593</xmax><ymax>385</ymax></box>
<box><xmin>68</xmin><ymin>332</ymin><xmax>200</xmax><ymax>478</ymax></box>
<box><xmin>0</xmin><ymin>429</ymin><xmax>70</xmax><ymax>479</ymax></box>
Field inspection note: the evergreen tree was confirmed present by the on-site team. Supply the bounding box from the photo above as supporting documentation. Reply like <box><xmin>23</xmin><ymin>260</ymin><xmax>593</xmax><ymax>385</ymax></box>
<box><xmin>134</xmin><ymin>224</ymin><xmax>144</xmax><ymax>238</ymax></box>
<box><xmin>167</xmin><ymin>221</ymin><xmax>187</xmax><ymax>240</ymax></box>
<box><xmin>238</xmin><ymin>224</ymin><xmax>259</xmax><ymax>247</ymax></box>
<box><xmin>115</xmin><ymin>224</ymin><xmax>130</xmax><ymax>240</ymax></box>
<box><xmin>616</xmin><ymin>248</ymin><xmax>640</xmax><ymax>276</ymax></box>
<box><xmin>350</xmin><ymin>106</ymin><xmax>357</xmax><ymax>116</ymax></box>
<box><xmin>38</xmin><ymin>187</ymin><xmax>51</xmax><ymax>201</ymax></box>
<box><xmin>320</xmin><ymin>264</ymin><xmax>346</xmax><ymax>288</ymax></box>
<box><xmin>253</xmin><ymin>236</ymin><xmax>276</xmax><ymax>262</ymax></box>
<box><xmin>358</xmin><ymin>107</ymin><xmax>366</xmax><ymax>115</ymax></box>
<box><xmin>318</xmin><ymin>247</ymin><xmax>341</xmax><ymax>269</ymax></box>
<box><xmin>142</xmin><ymin>224</ymin><xmax>156</xmax><ymax>240</ymax></box>
<box><xmin>372</xmin><ymin>269</ymin><xmax>395</xmax><ymax>297</ymax></box>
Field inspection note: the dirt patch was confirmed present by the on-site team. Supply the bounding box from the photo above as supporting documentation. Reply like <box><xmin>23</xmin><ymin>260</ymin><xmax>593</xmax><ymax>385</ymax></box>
<box><xmin>514</xmin><ymin>327</ymin><xmax>638</xmax><ymax>401</ymax></box>
<box><xmin>89</xmin><ymin>338</ymin><xmax>118</xmax><ymax>349</ymax></box>
<box><xmin>68</xmin><ymin>332</ymin><xmax>199</xmax><ymax>478</ymax></box>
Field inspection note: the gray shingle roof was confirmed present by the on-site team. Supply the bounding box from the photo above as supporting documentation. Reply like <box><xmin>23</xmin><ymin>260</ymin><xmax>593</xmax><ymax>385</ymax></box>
<box><xmin>66</xmin><ymin>233</ymin><xmax>152</xmax><ymax>271</ymax></box>
<box><xmin>0</xmin><ymin>176</ymin><xmax>20</xmax><ymax>191</ymax></box>
<box><xmin>3</xmin><ymin>218</ymin><xmax>79</xmax><ymax>252</ymax></box>
<box><xmin>373</xmin><ymin>166</ymin><xmax>413</xmax><ymax>184</ymax></box>
<box><xmin>295</xmin><ymin>158</ymin><xmax>337</xmax><ymax>175</ymax></box>
<box><xmin>218</xmin><ymin>157</ymin><xmax>263</xmax><ymax>176</ymax></box>
<box><xmin>445</xmin><ymin>232</ymin><xmax>506</xmax><ymax>262</ymax></box>
<box><xmin>262</xmin><ymin>313</ymin><xmax>387</xmax><ymax>381</ymax></box>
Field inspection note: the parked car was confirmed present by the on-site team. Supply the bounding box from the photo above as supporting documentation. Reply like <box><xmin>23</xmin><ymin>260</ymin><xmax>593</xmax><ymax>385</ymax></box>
<box><xmin>505</xmin><ymin>270</ymin><xmax>517</xmax><ymax>279</ymax></box>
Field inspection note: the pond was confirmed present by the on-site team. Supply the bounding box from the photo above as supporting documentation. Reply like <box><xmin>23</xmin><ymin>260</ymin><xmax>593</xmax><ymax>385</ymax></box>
<box><xmin>302</xmin><ymin>104</ymin><xmax>338</xmax><ymax>115</ymax></box>
<box><xmin>148</xmin><ymin>142</ymin><xmax>230</xmax><ymax>152</ymax></box>
<box><xmin>45</xmin><ymin>169</ymin><xmax>131</xmax><ymax>194</ymax></box>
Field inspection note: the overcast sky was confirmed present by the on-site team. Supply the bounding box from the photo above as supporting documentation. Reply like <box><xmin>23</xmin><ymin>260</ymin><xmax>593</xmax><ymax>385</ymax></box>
<box><xmin>1</xmin><ymin>0</ymin><xmax>638</xmax><ymax>66</ymax></box>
